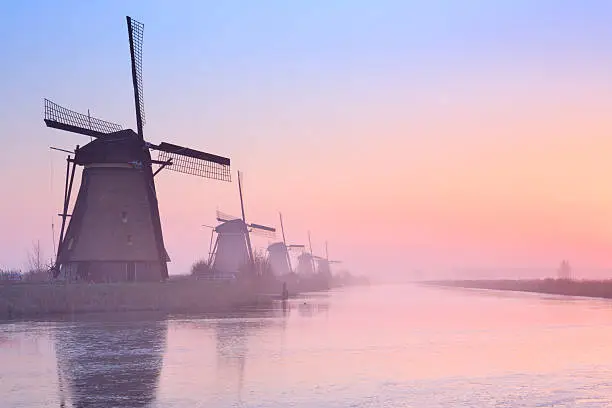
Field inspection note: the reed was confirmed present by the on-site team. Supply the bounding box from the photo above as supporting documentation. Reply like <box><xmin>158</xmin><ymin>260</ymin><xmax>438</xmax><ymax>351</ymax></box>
<box><xmin>0</xmin><ymin>279</ymin><xmax>274</xmax><ymax>320</ymax></box>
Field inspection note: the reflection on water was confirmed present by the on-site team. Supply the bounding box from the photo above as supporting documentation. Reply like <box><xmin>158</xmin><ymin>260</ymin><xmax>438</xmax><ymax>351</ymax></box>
<box><xmin>6</xmin><ymin>285</ymin><xmax>612</xmax><ymax>407</ymax></box>
<box><xmin>54</xmin><ymin>314</ymin><xmax>168</xmax><ymax>408</ymax></box>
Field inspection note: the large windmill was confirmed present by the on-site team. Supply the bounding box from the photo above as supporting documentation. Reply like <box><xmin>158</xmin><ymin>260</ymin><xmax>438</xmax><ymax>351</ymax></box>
<box><xmin>267</xmin><ymin>212</ymin><xmax>304</xmax><ymax>276</ymax></box>
<box><xmin>209</xmin><ymin>171</ymin><xmax>275</xmax><ymax>276</ymax></box>
<box><xmin>44</xmin><ymin>16</ymin><xmax>231</xmax><ymax>282</ymax></box>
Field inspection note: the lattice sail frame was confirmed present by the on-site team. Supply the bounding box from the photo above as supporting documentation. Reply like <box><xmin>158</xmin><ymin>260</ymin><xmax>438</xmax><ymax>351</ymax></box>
<box><xmin>250</xmin><ymin>228</ymin><xmax>277</xmax><ymax>239</ymax></box>
<box><xmin>216</xmin><ymin>210</ymin><xmax>241</xmax><ymax>222</ymax></box>
<box><xmin>249</xmin><ymin>223</ymin><xmax>276</xmax><ymax>239</ymax></box>
<box><xmin>157</xmin><ymin>150</ymin><xmax>231</xmax><ymax>180</ymax></box>
<box><xmin>127</xmin><ymin>17</ymin><xmax>145</xmax><ymax>126</ymax></box>
<box><xmin>44</xmin><ymin>99</ymin><xmax>123</xmax><ymax>135</ymax></box>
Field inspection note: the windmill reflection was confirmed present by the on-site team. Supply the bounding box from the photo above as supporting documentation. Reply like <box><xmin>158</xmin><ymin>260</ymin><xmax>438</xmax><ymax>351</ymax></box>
<box><xmin>211</xmin><ymin>307</ymin><xmax>286</xmax><ymax>401</ymax></box>
<box><xmin>54</xmin><ymin>316</ymin><xmax>168</xmax><ymax>408</ymax></box>
<box><xmin>213</xmin><ymin>319</ymin><xmax>250</xmax><ymax>399</ymax></box>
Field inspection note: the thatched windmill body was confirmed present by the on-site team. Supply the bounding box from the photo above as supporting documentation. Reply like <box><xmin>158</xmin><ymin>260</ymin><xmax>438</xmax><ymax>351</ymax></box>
<box><xmin>209</xmin><ymin>171</ymin><xmax>275</xmax><ymax>276</ymax></box>
<box><xmin>45</xmin><ymin>17</ymin><xmax>231</xmax><ymax>282</ymax></box>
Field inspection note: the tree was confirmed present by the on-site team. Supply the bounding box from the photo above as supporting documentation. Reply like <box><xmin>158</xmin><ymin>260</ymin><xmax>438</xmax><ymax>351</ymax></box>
<box><xmin>191</xmin><ymin>259</ymin><xmax>213</xmax><ymax>276</ymax></box>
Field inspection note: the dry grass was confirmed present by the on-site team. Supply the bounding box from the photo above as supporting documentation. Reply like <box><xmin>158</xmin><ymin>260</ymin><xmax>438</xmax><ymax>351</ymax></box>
<box><xmin>426</xmin><ymin>278</ymin><xmax>612</xmax><ymax>299</ymax></box>
<box><xmin>0</xmin><ymin>279</ymin><xmax>273</xmax><ymax>320</ymax></box>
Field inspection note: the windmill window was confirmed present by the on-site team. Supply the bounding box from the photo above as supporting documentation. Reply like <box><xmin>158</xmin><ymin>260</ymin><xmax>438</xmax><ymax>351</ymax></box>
<box><xmin>127</xmin><ymin>235</ymin><xmax>133</xmax><ymax>246</ymax></box>
<box><xmin>67</xmin><ymin>237</ymin><xmax>74</xmax><ymax>251</ymax></box>
<box><xmin>121</xmin><ymin>211</ymin><xmax>128</xmax><ymax>224</ymax></box>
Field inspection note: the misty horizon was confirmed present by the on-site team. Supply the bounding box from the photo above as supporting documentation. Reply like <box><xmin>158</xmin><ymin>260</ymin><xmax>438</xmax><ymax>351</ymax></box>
<box><xmin>3</xmin><ymin>1</ymin><xmax>612</xmax><ymax>279</ymax></box>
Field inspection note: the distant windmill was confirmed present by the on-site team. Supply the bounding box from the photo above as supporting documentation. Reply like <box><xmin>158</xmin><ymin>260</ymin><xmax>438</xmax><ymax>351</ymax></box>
<box><xmin>296</xmin><ymin>231</ymin><xmax>318</xmax><ymax>276</ymax></box>
<box><xmin>44</xmin><ymin>16</ymin><xmax>231</xmax><ymax>282</ymax></box>
<box><xmin>558</xmin><ymin>259</ymin><xmax>572</xmax><ymax>280</ymax></box>
<box><xmin>314</xmin><ymin>241</ymin><xmax>342</xmax><ymax>276</ymax></box>
<box><xmin>267</xmin><ymin>212</ymin><xmax>304</xmax><ymax>276</ymax></box>
<box><xmin>209</xmin><ymin>171</ymin><xmax>275</xmax><ymax>276</ymax></box>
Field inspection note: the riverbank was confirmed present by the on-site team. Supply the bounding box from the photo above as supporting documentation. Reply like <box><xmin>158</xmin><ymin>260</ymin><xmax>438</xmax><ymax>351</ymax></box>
<box><xmin>425</xmin><ymin>278</ymin><xmax>612</xmax><ymax>299</ymax></box>
<box><xmin>0</xmin><ymin>280</ymin><xmax>275</xmax><ymax>320</ymax></box>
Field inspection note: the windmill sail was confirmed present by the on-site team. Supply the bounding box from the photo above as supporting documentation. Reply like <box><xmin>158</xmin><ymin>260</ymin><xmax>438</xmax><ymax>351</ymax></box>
<box><xmin>127</xmin><ymin>16</ymin><xmax>145</xmax><ymax>137</ymax></box>
<box><xmin>249</xmin><ymin>223</ymin><xmax>275</xmax><ymax>232</ymax></box>
<box><xmin>44</xmin><ymin>99</ymin><xmax>123</xmax><ymax>138</ymax></box>
<box><xmin>249</xmin><ymin>222</ymin><xmax>276</xmax><ymax>239</ymax></box>
<box><xmin>153</xmin><ymin>142</ymin><xmax>231</xmax><ymax>181</ymax></box>
<box><xmin>216</xmin><ymin>210</ymin><xmax>241</xmax><ymax>223</ymax></box>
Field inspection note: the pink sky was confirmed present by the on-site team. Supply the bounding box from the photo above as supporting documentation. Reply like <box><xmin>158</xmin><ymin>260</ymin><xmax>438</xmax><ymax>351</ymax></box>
<box><xmin>3</xmin><ymin>2</ymin><xmax>612</xmax><ymax>279</ymax></box>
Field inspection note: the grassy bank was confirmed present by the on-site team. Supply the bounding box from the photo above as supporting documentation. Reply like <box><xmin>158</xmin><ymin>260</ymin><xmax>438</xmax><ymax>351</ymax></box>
<box><xmin>0</xmin><ymin>280</ymin><xmax>275</xmax><ymax>320</ymax></box>
<box><xmin>426</xmin><ymin>278</ymin><xmax>612</xmax><ymax>299</ymax></box>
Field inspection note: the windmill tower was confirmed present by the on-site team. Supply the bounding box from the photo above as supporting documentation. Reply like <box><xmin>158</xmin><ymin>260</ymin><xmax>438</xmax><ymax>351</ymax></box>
<box><xmin>267</xmin><ymin>213</ymin><xmax>304</xmax><ymax>276</ymax></box>
<box><xmin>296</xmin><ymin>231</ymin><xmax>318</xmax><ymax>276</ymax></box>
<box><xmin>209</xmin><ymin>171</ymin><xmax>275</xmax><ymax>276</ymax></box>
<box><xmin>44</xmin><ymin>17</ymin><xmax>231</xmax><ymax>282</ymax></box>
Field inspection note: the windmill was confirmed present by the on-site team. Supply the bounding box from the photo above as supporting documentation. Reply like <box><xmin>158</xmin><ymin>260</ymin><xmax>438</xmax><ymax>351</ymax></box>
<box><xmin>296</xmin><ymin>231</ymin><xmax>317</xmax><ymax>276</ymax></box>
<box><xmin>44</xmin><ymin>16</ymin><xmax>231</xmax><ymax>282</ymax></box>
<box><xmin>209</xmin><ymin>171</ymin><xmax>275</xmax><ymax>276</ymax></box>
<box><xmin>267</xmin><ymin>212</ymin><xmax>304</xmax><ymax>276</ymax></box>
<box><xmin>314</xmin><ymin>241</ymin><xmax>342</xmax><ymax>276</ymax></box>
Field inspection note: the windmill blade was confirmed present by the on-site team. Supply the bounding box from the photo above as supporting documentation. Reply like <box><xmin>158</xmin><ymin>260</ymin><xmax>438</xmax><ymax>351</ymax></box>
<box><xmin>250</xmin><ymin>228</ymin><xmax>276</xmax><ymax>239</ymax></box>
<box><xmin>126</xmin><ymin>16</ymin><xmax>145</xmax><ymax>137</ymax></box>
<box><xmin>249</xmin><ymin>223</ymin><xmax>276</xmax><ymax>238</ymax></box>
<box><xmin>249</xmin><ymin>223</ymin><xmax>276</xmax><ymax>233</ymax></box>
<box><xmin>151</xmin><ymin>142</ymin><xmax>231</xmax><ymax>181</ymax></box>
<box><xmin>216</xmin><ymin>209</ymin><xmax>241</xmax><ymax>223</ymax></box>
<box><xmin>44</xmin><ymin>99</ymin><xmax>123</xmax><ymax>138</ymax></box>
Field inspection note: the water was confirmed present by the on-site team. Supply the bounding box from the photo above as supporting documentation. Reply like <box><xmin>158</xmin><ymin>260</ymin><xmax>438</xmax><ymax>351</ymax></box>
<box><xmin>4</xmin><ymin>284</ymin><xmax>612</xmax><ymax>407</ymax></box>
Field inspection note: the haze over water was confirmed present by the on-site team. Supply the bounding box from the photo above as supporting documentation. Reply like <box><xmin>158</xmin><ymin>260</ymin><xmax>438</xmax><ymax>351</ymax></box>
<box><xmin>4</xmin><ymin>284</ymin><xmax>612</xmax><ymax>407</ymax></box>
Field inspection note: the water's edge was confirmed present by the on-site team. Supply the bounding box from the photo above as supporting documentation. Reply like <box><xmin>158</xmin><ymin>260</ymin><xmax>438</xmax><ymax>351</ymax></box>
<box><xmin>425</xmin><ymin>279</ymin><xmax>612</xmax><ymax>300</ymax></box>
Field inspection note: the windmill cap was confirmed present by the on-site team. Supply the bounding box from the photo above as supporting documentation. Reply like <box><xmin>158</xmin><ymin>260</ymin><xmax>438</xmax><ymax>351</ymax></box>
<box><xmin>74</xmin><ymin>129</ymin><xmax>146</xmax><ymax>165</ymax></box>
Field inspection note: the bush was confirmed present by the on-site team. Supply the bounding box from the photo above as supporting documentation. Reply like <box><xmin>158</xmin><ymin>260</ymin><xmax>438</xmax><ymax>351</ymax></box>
<box><xmin>23</xmin><ymin>269</ymin><xmax>51</xmax><ymax>282</ymax></box>
<box><xmin>253</xmin><ymin>249</ymin><xmax>271</xmax><ymax>276</ymax></box>
<box><xmin>191</xmin><ymin>259</ymin><xmax>213</xmax><ymax>276</ymax></box>
<box><xmin>237</xmin><ymin>249</ymin><xmax>273</xmax><ymax>278</ymax></box>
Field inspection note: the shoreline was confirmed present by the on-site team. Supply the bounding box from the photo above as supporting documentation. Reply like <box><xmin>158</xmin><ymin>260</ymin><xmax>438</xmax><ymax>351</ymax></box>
<box><xmin>0</xmin><ymin>280</ymin><xmax>278</xmax><ymax>321</ymax></box>
<box><xmin>0</xmin><ymin>276</ymin><xmax>342</xmax><ymax>321</ymax></box>
<box><xmin>0</xmin><ymin>272</ymin><xmax>371</xmax><ymax>321</ymax></box>
<box><xmin>424</xmin><ymin>278</ymin><xmax>612</xmax><ymax>300</ymax></box>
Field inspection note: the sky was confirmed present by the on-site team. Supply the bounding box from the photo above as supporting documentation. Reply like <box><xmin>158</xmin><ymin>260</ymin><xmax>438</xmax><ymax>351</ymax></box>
<box><xmin>2</xmin><ymin>0</ymin><xmax>612</xmax><ymax>279</ymax></box>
